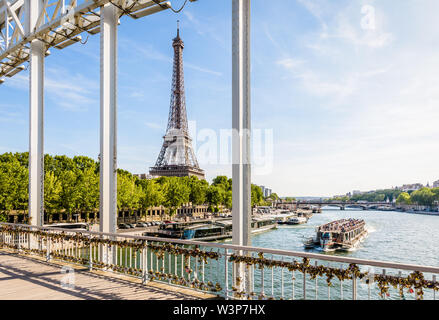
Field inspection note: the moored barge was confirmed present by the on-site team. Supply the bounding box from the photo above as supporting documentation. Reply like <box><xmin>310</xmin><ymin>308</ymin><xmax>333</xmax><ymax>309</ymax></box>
<box><xmin>144</xmin><ymin>218</ymin><xmax>277</xmax><ymax>241</ymax></box>
<box><xmin>303</xmin><ymin>219</ymin><xmax>368</xmax><ymax>252</ymax></box>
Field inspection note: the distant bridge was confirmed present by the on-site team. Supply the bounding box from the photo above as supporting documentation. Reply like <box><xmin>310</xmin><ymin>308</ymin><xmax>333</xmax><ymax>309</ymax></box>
<box><xmin>278</xmin><ymin>201</ymin><xmax>395</xmax><ymax>211</ymax></box>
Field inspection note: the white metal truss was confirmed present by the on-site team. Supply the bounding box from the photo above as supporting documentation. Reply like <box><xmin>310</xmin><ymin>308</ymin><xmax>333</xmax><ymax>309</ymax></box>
<box><xmin>0</xmin><ymin>0</ymin><xmax>253</xmax><ymax>283</ymax></box>
<box><xmin>0</xmin><ymin>0</ymin><xmax>171</xmax><ymax>79</ymax></box>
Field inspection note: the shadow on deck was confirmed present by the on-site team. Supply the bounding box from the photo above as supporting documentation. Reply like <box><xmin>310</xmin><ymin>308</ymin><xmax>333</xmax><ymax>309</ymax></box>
<box><xmin>0</xmin><ymin>250</ymin><xmax>218</xmax><ymax>300</ymax></box>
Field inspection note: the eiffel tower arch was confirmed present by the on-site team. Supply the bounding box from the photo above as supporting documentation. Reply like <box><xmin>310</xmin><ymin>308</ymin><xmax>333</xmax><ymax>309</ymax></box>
<box><xmin>149</xmin><ymin>25</ymin><xmax>205</xmax><ymax>180</ymax></box>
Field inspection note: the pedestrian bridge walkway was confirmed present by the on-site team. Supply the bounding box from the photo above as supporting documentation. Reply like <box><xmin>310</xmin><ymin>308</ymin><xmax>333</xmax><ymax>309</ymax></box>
<box><xmin>1</xmin><ymin>222</ymin><xmax>439</xmax><ymax>300</ymax></box>
<box><xmin>0</xmin><ymin>250</ymin><xmax>216</xmax><ymax>300</ymax></box>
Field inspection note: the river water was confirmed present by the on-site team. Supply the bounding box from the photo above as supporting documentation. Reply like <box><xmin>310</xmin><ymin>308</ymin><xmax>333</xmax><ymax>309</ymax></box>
<box><xmin>214</xmin><ymin>209</ymin><xmax>439</xmax><ymax>300</ymax></box>
<box><xmin>111</xmin><ymin>209</ymin><xmax>439</xmax><ymax>299</ymax></box>
<box><xmin>252</xmin><ymin>208</ymin><xmax>439</xmax><ymax>267</ymax></box>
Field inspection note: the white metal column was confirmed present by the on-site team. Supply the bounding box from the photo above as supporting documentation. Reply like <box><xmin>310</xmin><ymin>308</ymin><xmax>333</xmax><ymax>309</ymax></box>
<box><xmin>27</xmin><ymin>0</ymin><xmax>45</xmax><ymax>227</ymax></box>
<box><xmin>99</xmin><ymin>3</ymin><xmax>118</xmax><ymax>235</ymax></box>
<box><xmin>232</xmin><ymin>0</ymin><xmax>251</xmax><ymax>293</ymax></box>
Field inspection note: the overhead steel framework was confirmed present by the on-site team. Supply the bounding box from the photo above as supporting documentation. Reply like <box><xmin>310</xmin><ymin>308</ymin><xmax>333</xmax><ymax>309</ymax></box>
<box><xmin>0</xmin><ymin>0</ymin><xmax>173</xmax><ymax>232</ymax></box>
<box><xmin>0</xmin><ymin>0</ymin><xmax>251</xmax><ymax>291</ymax></box>
<box><xmin>0</xmin><ymin>1</ymin><xmax>173</xmax><ymax>78</ymax></box>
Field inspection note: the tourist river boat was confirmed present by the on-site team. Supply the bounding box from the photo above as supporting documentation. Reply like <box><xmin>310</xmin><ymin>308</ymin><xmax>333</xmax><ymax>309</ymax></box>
<box><xmin>285</xmin><ymin>217</ymin><xmax>308</xmax><ymax>225</ymax></box>
<box><xmin>303</xmin><ymin>219</ymin><xmax>368</xmax><ymax>252</ymax></box>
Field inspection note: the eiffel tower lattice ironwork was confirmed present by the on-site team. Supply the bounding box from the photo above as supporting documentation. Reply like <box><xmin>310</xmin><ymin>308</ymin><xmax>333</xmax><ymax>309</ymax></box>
<box><xmin>150</xmin><ymin>25</ymin><xmax>205</xmax><ymax>179</ymax></box>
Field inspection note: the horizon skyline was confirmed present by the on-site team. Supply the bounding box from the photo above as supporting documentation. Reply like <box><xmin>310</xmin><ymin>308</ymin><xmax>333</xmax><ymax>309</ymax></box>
<box><xmin>1</xmin><ymin>0</ymin><xmax>439</xmax><ymax>197</ymax></box>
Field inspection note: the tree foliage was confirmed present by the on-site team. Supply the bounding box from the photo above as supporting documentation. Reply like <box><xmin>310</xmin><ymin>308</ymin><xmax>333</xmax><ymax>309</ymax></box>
<box><xmin>350</xmin><ymin>189</ymin><xmax>402</xmax><ymax>203</ymax></box>
<box><xmin>335</xmin><ymin>187</ymin><xmax>439</xmax><ymax>207</ymax></box>
<box><xmin>0</xmin><ymin>152</ymin><xmax>273</xmax><ymax>217</ymax></box>
<box><xmin>396</xmin><ymin>192</ymin><xmax>411</xmax><ymax>205</ymax></box>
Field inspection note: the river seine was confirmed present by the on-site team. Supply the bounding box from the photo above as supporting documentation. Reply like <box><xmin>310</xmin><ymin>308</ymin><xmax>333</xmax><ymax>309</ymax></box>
<box><xmin>253</xmin><ymin>208</ymin><xmax>439</xmax><ymax>267</ymax></box>
<box><xmin>218</xmin><ymin>208</ymin><xmax>439</xmax><ymax>300</ymax></box>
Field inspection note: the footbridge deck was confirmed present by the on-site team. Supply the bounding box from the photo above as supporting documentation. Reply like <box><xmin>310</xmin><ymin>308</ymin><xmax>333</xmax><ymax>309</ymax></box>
<box><xmin>0</xmin><ymin>250</ymin><xmax>215</xmax><ymax>300</ymax></box>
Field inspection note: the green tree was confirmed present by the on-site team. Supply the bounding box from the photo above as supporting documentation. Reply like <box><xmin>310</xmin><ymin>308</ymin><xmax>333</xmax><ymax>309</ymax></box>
<box><xmin>189</xmin><ymin>176</ymin><xmax>208</xmax><ymax>205</ymax></box>
<box><xmin>251</xmin><ymin>184</ymin><xmax>264</xmax><ymax>207</ymax></box>
<box><xmin>44</xmin><ymin>171</ymin><xmax>61</xmax><ymax>214</ymax></box>
<box><xmin>396</xmin><ymin>192</ymin><xmax>411</xmax><ymax>205</ymax></box>
<box><xmin>58</xmin><ymin>169</ymin><xmax>80</xmax><ymax>218</ymax></box>
<box><xmin>411</xmin><ymin>188</ymin><xmax>435</xmax><ymax>206</ymax></box>
<box><xmin>224</xmin><ymin>190</ymin><xmax>233</xmax><ymax>209</ymax></box>
<box><xmin>207</xmin><ymin>185</ymin><xmax>225</xmax><ymax>212</ymax></box>
<box><xmin>212</xmin><ymin>176</ymin><xmax>232</xmax><ymax>191</ymax></box>
<box><xmin>138</xmin><ymin>179</ymin><xmax>165</xmax><ymax>208</ymax></box>
<box><xmin>76</xmin><ymin>167</ymin><xmax>99</xmax><ymax>215</ymax></box>
<box><xmin>0</xmin><ymin>158</ymin><xmax>28</xmax><ymax>214</ymax></box>
<box><xmin>162</xmin><ymin>177</ymin><xmax>190</xmax><ymax>216</ymax></box>
<box><xmin>268</xmin><ymin>193</ymin><xmax>280</xmax><ymax>201</ymax></box>
<box><xmin>117</xmin><ymin>172</ymin><xmax>140</xmax><ymax>211</ymax></box>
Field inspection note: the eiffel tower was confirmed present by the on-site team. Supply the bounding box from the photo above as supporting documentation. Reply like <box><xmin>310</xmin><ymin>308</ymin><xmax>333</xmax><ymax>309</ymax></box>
<box><xmin>149</xmin><ymin>24</ymin><xmax>205</xmax><ymax>180</ymax></box>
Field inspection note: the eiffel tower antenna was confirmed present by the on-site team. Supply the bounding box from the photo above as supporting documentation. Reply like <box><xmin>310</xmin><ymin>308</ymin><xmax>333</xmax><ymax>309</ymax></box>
<box><xmin>150</xmin><ymin>24</ymin><xmax>205</xmax><ymax>179</ymax></box>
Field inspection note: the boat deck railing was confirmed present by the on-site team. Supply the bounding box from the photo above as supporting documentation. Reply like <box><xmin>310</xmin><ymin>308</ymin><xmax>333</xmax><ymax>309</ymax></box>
<box><xmin>319</xmin><ymin>220</ymin><xmax>366</xmax><ymax>234</ymax></box>
<box><xmin>1</xmin><ymin>222</ymin><xmax>438</xmax><ymax>300</ymax></box>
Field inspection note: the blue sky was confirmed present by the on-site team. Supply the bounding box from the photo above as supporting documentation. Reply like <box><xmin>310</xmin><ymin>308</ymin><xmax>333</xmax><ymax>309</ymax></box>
<box><xmin>2</xmin><ymin>0</ymin><xmax>439</xmax><ymax>197</ymax></box>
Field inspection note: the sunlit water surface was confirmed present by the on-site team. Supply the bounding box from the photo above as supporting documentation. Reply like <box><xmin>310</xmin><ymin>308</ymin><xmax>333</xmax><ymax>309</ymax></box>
<box><xmin>215</xmin><ymin>209</ymin><xmax>439</xmax><ymax>300</ymax></box>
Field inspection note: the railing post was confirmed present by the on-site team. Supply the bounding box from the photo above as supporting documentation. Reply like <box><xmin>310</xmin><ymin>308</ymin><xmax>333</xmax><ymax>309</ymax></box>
<box><xmin>315</xmin><ymin>261</ymin><xmax>318</xmax><ymax>300</ymax></box>
<box><xmin>281</xmin><ymin>257</ymin><xmax>284</xmax><ymax>299</ymax></box>
<box><xmin>143</xmin><ymin>241</ymin><xmax>148</xmax><ymax>284</ymax></box>
<box><xmin>224</xmin><ymin>249</ymin><xmax>229</xmax><ymax>299</ymax></box>
<box><xmin>303</xmin><ymin>270</ymin><xmax>306</xmax><ymax>300</ymax></box>
<box><xmin>352</xmin><ymin>275</ymin><xmax>357</xmax><ymax>300</ymax></box>
<box><xmin>46</xmin><ymin>235</ymin><xmax>51</xmax><ymax>262</ymax></box>
<box><xmin>89</xmin><ymin>236</ymin><xmax>93</xmax><ymax>271</ymax></box>
<box><xmin>292</xmin><ymin>269</ymin><xmax>295</xmax><ymax>300</ymax></box>
<box><xmin>168</xmin><ymin>252</ymin><xmax>172</xmax><ymax>284</ymax></box>
<box><xmin>143</xmin><ymin>241</ymin><xmax>150</xmax><ymax>284</ymax></box>
<box><xmin>340</xmin><ymin>267</ymin><xmax>344</xmax><ymax>300</ymax></box>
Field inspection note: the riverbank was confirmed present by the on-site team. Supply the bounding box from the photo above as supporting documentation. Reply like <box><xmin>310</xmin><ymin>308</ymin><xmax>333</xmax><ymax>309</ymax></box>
<box><xmin>403</xmin><ymin>210</ymin><xmax>439</xmax><ymax>216</ymax></box>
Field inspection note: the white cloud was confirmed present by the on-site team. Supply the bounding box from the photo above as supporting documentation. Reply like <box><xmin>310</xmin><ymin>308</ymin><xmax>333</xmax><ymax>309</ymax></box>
<box><xmin>298</xmin><ymin>0</ymin><xmax>393</xmax><ymax>49</ymax></box>
<box><xmin>185</xmin><ymin>62</ymin><xmax>222</xmax><ymax>77</ymax></box>
<box><xmin>331</xmin><ymin>13</ymin><xmax>393</xmax><ymax>48</ymax></box>
<box><xmin>0</xmin><ymin>103</ymin><xmax>25</xmax><ymax>124</ymax></box>
<box><xmin>4</xmin><ymin>67</ymin><xmax>98</xmax><ymax>112</ymax></box>
<box><xmin>121</xmin><ymin>38</ymin><xmax>222</xmax><ymax>77</ymax></box>
<box><xmin>254</xmin><ymin>1</ymin><xmax>439</xmax><ymax>196</ymax></box>
<box><xmin>276</xmin><ymin>58</ymin><xmax>305</xmax><ymax>70</ymax></box>
<box><xmin>145</xmin><ymin>122</ymin><xmax>162</xmax><ymax>130</ymax></box>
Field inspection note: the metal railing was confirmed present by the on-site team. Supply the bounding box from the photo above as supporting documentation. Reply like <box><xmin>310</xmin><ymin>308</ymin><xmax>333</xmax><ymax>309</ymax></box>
<box><xmin>1</xmin><ymin>222</ymin><xmax>438</xmax><ymax>300</ymax></box>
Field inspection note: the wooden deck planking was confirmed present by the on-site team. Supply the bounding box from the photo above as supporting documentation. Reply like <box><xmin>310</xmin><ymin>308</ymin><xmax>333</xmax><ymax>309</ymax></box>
<box><xmin>0</xmin><ymin>250</ymin><xmax>218</xmax><ymax>300</ymax></box>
